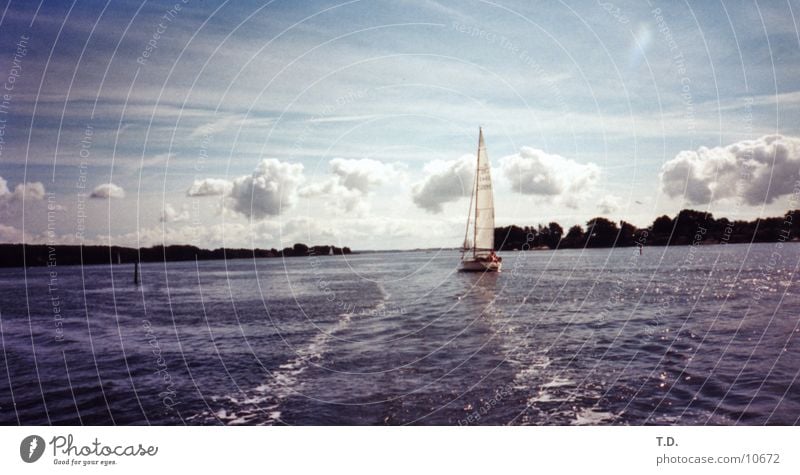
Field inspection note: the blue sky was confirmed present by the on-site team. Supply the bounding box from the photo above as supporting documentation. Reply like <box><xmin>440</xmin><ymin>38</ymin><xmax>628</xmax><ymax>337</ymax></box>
<box><xmin>1</xmin><ymin>0</ymin><xmax>799</xmax><ymax>249</ymax></box>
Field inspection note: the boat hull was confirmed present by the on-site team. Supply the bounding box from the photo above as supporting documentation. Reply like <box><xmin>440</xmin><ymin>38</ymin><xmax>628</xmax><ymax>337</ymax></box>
<box><xmin>459</xmin><ymin>259</ymin><xmax>502</xmax><ymax>272</ymax></box>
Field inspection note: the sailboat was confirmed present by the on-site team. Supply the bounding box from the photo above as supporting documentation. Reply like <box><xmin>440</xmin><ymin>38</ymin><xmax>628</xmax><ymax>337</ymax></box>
<box><xmin>460</xmin><ymin>128</ymin><xmax>502</xmax><ymax>272</ymax></box>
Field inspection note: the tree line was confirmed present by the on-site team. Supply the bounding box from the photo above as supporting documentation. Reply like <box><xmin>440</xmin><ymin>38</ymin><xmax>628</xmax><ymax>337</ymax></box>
<box><xmin>494</xmin><ymin>209</ymin><xmax>800</xmax><ymax>251</ymax></box>
<box><xmin>0</xmin><ymin>243</ymin><xmax>351</xmax><ymax>268</ymax></box>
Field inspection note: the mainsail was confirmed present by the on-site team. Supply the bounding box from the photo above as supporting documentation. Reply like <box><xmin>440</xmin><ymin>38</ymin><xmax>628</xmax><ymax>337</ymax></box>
<box><xmin>473</xmin><ymin>129</ymin><xmax>495</xmax><ymax>257</ymax></box>
<box><xmin>462</xmin><ymin>128</ymin><xmax>495</xmax><ymax>260</ymax></box>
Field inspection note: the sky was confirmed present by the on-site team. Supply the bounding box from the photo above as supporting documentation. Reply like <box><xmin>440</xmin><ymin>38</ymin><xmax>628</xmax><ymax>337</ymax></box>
<box><xmin>0</xmin><ymin>0</ymin><xmax>799</xmax><ymax>250</ymax></box>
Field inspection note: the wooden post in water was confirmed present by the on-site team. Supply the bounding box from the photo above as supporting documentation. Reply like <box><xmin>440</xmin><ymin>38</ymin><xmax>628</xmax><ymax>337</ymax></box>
<box><xmin>134</xmin><ymin>261</ymin><xmax>139</xmax><ymax>285</ymax></box>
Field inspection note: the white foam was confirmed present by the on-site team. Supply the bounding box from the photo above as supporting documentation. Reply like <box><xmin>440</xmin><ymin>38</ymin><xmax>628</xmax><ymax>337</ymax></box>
<box><xmin>572</xmin><ymin>407</ymin><xmax>615</xmax><ymax>425</ymax></box>
<box><xmin>200</xmin><ymin>290</ymin><xmax>391</xmax><ymax>425</ymax></box>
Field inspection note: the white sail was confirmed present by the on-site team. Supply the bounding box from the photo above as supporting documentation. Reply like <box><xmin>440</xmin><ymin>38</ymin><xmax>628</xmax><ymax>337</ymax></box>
<box><xmin>472</xmin><ymin>129</ymin><xmax>494</xmax><ymax>257</ymax></box>
<box><xmin>460</xmin><ymin>128</ymin><xmax>501</xmax><ymax>272</ymax></box>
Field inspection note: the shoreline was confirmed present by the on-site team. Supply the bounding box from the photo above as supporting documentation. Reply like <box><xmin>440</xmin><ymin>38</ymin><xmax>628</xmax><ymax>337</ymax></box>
<box><xmin>2</xmin><ymin>240</ymin><xmax>797</xmax><ymax>269</ymax></box>
<box><xmin>0</xmin><ymin>243</ymin><xmax>352</xmax><ymax>269</ymax></box>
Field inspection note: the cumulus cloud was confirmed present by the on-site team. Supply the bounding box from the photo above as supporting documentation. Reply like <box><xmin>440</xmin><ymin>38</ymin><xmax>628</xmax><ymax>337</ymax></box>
<box><xmin>597</xmin><ymin>194</ymin><xmax>622</xmax><ymax>214</ymax></box>
<box><xmin>300</xmin><ymin>158</ymin><xmax>401</xmax><ymax>214</ymax></box>
<box><xmin>189</xmin><ymin>159</ymin><xmax>304</xmax><ymax>219</ymax></box>
<box><xmin>90</xmin><ymin>183</ymin><xmax>125</xmax><ymax>199</ymax></box>
<box><xmin>412</xmin><ymin>147</ymin><xmax>600</xmax><ymax>213</ymax></box>
<box><xmin>411</xmin><ymin>154</ymin><xmax>475</xmax><ymax>213</ymax></box>
<box><xmin>186</xmin><ymin>178</ymin><xmax>232</xmax><ymax>197</ymax></box>
<box><xmin>300</xmin><ymin>179</ymin><xmax>366</xmax><ymax>213</ymax></box>
<box><xmin>329</xmin><ymin>158</ymin><xmax>400</xmax><ymax>193</ymax></box>
<box><xmin>0</xmin><ymin>176</ymin><xmax>46</xmax><ymax>217</ymax></box>
<box><xmin>0</xmin><ymin>177</ymin><xmax>46</xmax><ymax>201</ymax></box>
<box><xmin>660</xmin><ymin>135</ymin><xmax>800</xmax><ymax>205</ymax></box>
<box><xmin>500</xmin><ymin>147</ymin><xmax>600</xmax><ymax>197</ymax></box>
<box><xmin>0</xmin><ymin>223</ymin><xmax>27</xmax><ymax>242</ymax></box>
<box><xmin>88</xmin><ymin>220</ymin><xmax>280</xmax><ymax>249</ymax></box>
<box><xmin>160</xmin><ymin>203</ymin><xmax>190</xmax><ymax>223</ymax></box>
<box><xmin>227</xmin><ymin>159</ymin><xmax>304</xmax><ymax>218</ymax></box>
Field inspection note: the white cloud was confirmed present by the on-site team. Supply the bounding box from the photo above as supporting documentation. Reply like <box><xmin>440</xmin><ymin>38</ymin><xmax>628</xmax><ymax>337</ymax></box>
<box><xmin>160</xmin><ymin>203</ymin><xmax>190</xmax><ymax>223</ymax></box>
<box><xmin>411</xmin><ymin>154</ymin><xmax>475</xmax><ymax>213</ymax></box>
<box><xmin>329</xmin><ymin>158</ymin><xmax>400</xmax><ymax>193</ymax></box>
<box><xmin>0</xmin><ymin>176</ymin><xmax>46</xmax><ymax>218</ymax></box>
<box><xmin>411</xmin><ymin>147</ymin><xmax>600</xmax><ymax>213</ymax></box>
<box><xmin>90</xmin><ymin>183</ymin><xmax>125</xmax><ymax>199</ymax></box>
<box><xmin>135</xmin><ymin>152</ymin><xmax>173</xmax><ymax>170</ymax></box>
<box><xmin>299</xmin><ymin>179</ymin><xmax>366</xmax><ymax>214</ymax></box>
<box><xmin>227</xmin><ymin>159</ymin><xmax>304</xmax><ymax>219</ymax></box>
<box><xmin>660</xmin><ymin>135</ymin><xmax>800</xmax><ymax>205</ymax></box>
<box><xmin>597</xmin><ymin>194</ymin><xmax>623</xmax><ymax>214</ymax></box>
<box><xmin>0</xmin><ymin>223</ymin><xmax>28</xmax><ymax>242</ymax></box>
<box><xmin>188</xmin><ymin>114</ymin><xmax>273</xmax><ymax>139</ymax></box>
<box><xmin>500</xmin><ymin>147</ymin><xmax>600</xmax><ymax>197</ymax></box>
<box><xmin>0</xmin><ymin>177</ymin><xmax>46</xmax><ymax>201</ymax></box>
<box><xmin>188</xmin><ymin>160</ymin><xmax>305</xmax><ymax>219</ymax></box>
<box><xmin>300</xmin><ymin>158</ymin><xmax>401</xmax><ymax>214</ymax></box>
<box><xmin>186</xmin><ymin>178</ymin><xmax>232</xmax><ymax>196</ymax></box>
<box><xmin>90</xmin><ymin>221</ymin><xmax>279</xmax><ymax>249</ymax></box>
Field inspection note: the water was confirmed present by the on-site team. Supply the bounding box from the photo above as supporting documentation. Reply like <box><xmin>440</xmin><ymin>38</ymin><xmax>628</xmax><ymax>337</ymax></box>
<box><xmin>1</xmin><ymin>243</ymin><xmax>798</xmax><ymax>425</ymax></box>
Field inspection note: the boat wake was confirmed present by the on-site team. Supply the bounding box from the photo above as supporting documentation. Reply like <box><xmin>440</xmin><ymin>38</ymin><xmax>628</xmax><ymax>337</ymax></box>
<box><xmin>194</xmin><ymin>283</ymin><xmax>390</xmax><ymax>425</ymax></box>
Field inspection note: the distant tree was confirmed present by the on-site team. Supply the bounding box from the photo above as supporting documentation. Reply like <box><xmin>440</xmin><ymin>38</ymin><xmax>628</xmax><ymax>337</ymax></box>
<box><xmin>546</xmin><ymin>222</ymin><xmax>563</xmax><ymax>249</ymax></box>
<box><xmin>585</xmin><ymin>217</ymin><xmax>620</xmax><ymax>248</ymax></box>
<box><xmin>293</xmin><ymin>243</ymin><xmax>309</xmax><ymax>256</ymax></box>
<box><xmin>562</xmin><ymin>225</ymin><xmax>585</xmax><ymax>248</ymax></box>
<box><xmin>618</xmin><ymin>221</ymin><xmax>637</xmax><ymax>247</ymax></box>
<box><xmin>787</xmin><ymin>210</ymin><xmax>800</xmax><ymax>239</ymax></box>
<box><xmin>566</xmin><ymin>225</ymin><xmax>583</xmax><ymax>240</ymax></box>
<box><xmin>672</xmin><ymin>209</ymin><xmax>714</xmax><ymax>244</ymax></box>
<box><xmin>755</xmin><ymin>217</ymin><xmax>785</xmax><ymax>242</ymax></box>
<box><xmin>712</xmin><ymin>217</ymin><xmax>731</xmax><ymax>242</ymax></box>
<box><xmin>536</xmin><ymin>224</ymin><xmax>549</xmax><ymax>248</ymax></box>
<box><xmin>495</xmin><ymin>225</ymin><xmax>530</xmax><ymax>250</ymax></box>
<box><xmin>652</xmin><ymin>215</ymin><xmax>673</xmax><ymax>235</ymax></box>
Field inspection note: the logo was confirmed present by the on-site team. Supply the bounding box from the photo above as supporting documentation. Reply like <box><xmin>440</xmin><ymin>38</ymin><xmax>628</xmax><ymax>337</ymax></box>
<box><xmin>20</xmin><ymin>435</ymin><xmax>45</xmax><ymax>463</ymax></box>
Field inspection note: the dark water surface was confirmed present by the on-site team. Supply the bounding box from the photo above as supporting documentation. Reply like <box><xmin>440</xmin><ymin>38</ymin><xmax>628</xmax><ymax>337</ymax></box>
<box><xmin>1</xmin><ymin>243</ymin><xmax>799</xmax><ymax>425</ymax></box>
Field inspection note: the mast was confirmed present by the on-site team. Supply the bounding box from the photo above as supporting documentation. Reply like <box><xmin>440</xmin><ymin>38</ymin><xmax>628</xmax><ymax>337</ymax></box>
<box><xmin>472</xmin><ymin>128</ymin><xmax>482</xmax><ymax>258</ymax></box>
<box><xmin>472</xmin><ymin>128</ymin><xmax>495</xmax><ymax>258</ymax></box>
<box><xmin>461</xmin><ymin>130</ymin><xmax>479</xmax><ymax>259</ymax></box>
